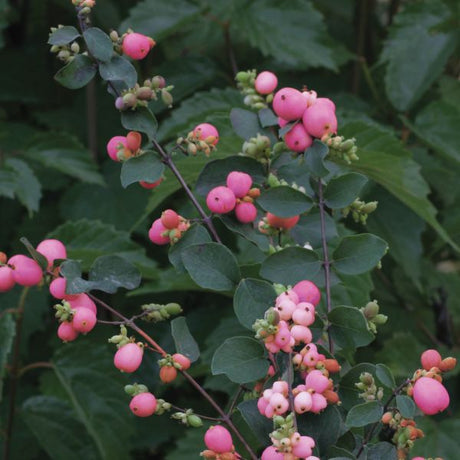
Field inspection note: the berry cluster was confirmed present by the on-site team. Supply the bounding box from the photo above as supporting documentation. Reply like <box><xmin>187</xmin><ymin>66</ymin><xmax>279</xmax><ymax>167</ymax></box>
<box><xmin>106</xmin><ymin>131</ymin><xmax>142</xmax><ymax>161</ymax></box>
<box><xmin>177</xmin><ymin>123</ymin><xmax>220</xmax><ymax>156</ymax></box>
<box><xmin>201</xmin><ymin>425</ymin><xmax>240</xmax><ymax>460</ymax></box>
<box><xmin>148</xmin><ymin>209</ymin><xmax>191</xmax><ymax>245</ymax></box>
<box><xmin>236</xmin><ymin>69</ymin><xmax>278</xmax><ymax>110</ymax></box>
<box><xmin>206</xmin><ymin>171</ymin><xmax>260</xmax><ymax>223</ymax></box>
<box><xmin>158</xmin><ymin>353</ymin><xmax>191</xmax><ymax>383</ymax></box>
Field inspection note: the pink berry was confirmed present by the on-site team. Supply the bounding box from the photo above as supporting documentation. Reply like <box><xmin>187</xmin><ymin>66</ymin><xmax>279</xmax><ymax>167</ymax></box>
<box><xmin>294</xmin><ymin>391</ymin><xmax>313</xmax><ymax>413</ymax></box>
<box><xmin>71</xmin><ymin>307</ymin><xmax>97</xmax><ymax>333</ymax></box>
<box><xmin>315</xmin><ymin>97</ymin><xmax>336</xmax><ymax>112</ymax></box>
<box><xmin>161</xmin><ymin>210</ymin><xmax>180</xmax><ymax>230</ymax></box>
<box><xmin>57</xmin><ymin>321</ymin><xmax>79</xmax><ymax>342</ymax></box>
<box><xmin>106</xmin><ymin>136</ymin><xmax>127</xmax><ymax>161</ymax></box>
<box><xmin>276</xmin><ymin>290</ymin><xmax>299</xmax><ymax>306</ymax></box>
<box><xmin>226</xmin><ymin>171</ymin><xmax>253</xmax><ymax>198</ymax></box>
<box><xmin>278</xmin><ymin>117</ymin><xmax>288</xmax><ymax>128</ymax></box>
<box><xmin>272</xmin><ymin>87</ymin><xmax>307</xmax><ymax>121</ymax></box>
<box><xmin>8</xmin><ymin>255</ymin><xmax>43</xmax><ymax>287</ymax></box>
<box><xmin>49</xmin><ymin>277</ymin><xmax>67</xmax><ymax>299</ymax></box>
<box><xmin>114</xmin><ymin>343</ymin><xmax>144</xmax><ymax>373</ymax></box>
<box><xmin>235</xmin><ymin>202</ymin><xmax>257</xmax><ymax>224</ymax></box>
<box><xmin>305</xmin><ymin>370</ymin><xmax>329</xmax><ymax>393</ymax></box>
<box><xmin>206</xmin><ymin>186</ymin><xmax>236</xmax><ymax>214</ymax></box>
<box><xmin>255</xmin><ymin>71</ymin><xmax>278</xmax><ymax>95</ymax></box>
<box><xmin>140</xmin><ymin>178</ymin><xmax>163</xmax><ymax>189</ymax></box>
<box><xmin>122</xmin><ymin>32</ymin><xmax>155</xmax><ymax>60</ymax></box>
<box><xmin>266</xmin><ymin>213</ymin><xmax>299</xmax><ymax>230</ymax></box>
<box><xmin>130</xmin><ymin>392</ymin><xmax>157</xmax><ymax>417</ymax></box>
<box><xmin>290</xmin><ymin>325</ymin><xmax>312</xmax><ymax>344</ymax></box>
<box><xmin>275</xmin><ymin>299</ymin><xmax>297</xmax><ymax>321</ymax></box>
<box><xmin>257</xmin><ymin>397</ymin><xmax>269</xmax><ymax>415</ymax></box>
<box><xmin>148</xmin><ymin>219</ymin><xmax>170</xmax><ymax>245</ymax></box>
<box><xmin>292</xmin><ymin>308</ymin><xmax>315</xmax><ymax>327</ymax></box>
<box><xmin>292</xmin><ymin>280</ymin><xmax>321</xmax><ymax>306</ymax></box>
<box><xmin>204</xmin><ymin>425</ymin><xmax>233</xmax><ymax>453</ymax></box>
<box><xmin>302</xmin><ymin>104</ymin><xmax>337</xmax><ymax>138</ymax></box>
<box><xmin>292</xmin><ymin>436</ymin><xmax>315</xmax><ymax>458</ymax></box>
<box><xmin>172</xmin><ymin>353</ymin><xmax>191</xmax><ymax>370</ymax></box>
<box><xmin>261</xmin><ymin>446</ymin><xmax>284</xmax><ymax>460</ymax></box>
<box><xmin>421</xmin><ymin>349</ymin><xmax>442</xmax><ymax>371</ymax></box>
<box><xmin>193</xmin><ymin>123</ymin><xmax>219</xmax><ymax>145</ymax></box>
<box><xmin>0</xmin><ymin>266</ymin><xmax>15</xmax><ymax>292</ymax></box>
<box><xmin>413</xmin><ymin>377</ymin><xmax>450</xmax><ymax>415</ymax></box>
<box><xmin>275</xmin><ymin>326</ymin><xmax>292</xmax><ymax>347</ymax></box>
<box><xmin>302</xmin><ymin>90</ymin><xmax>317</xmax><ymax>107</ymax></box>
<box><xmin>272</xmin><ymin>381</ymin><xmax>288</xmax><ymax>395</ymax></box>
<box><xmin>36</xmin><ymin>239</ymin><xmax>67</xmax><ymax>269</ymax></box>
<box><xmin>284</xmin><ymin>123</ymin><xmax>313</xmax><ymax>152</ymax></box>
<box><xmin>310</xmin><ymin>393</ymin><xmax>328</xmax><ymax>413</ymax></box>
<box><xmin>68</xmin><ymin>294</ymin><xmax>97</xmax><ymax>314</ymax></box>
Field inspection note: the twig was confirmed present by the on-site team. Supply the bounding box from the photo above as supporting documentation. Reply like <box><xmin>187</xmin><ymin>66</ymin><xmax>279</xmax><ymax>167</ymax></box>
<box><xmin>17</xmin><ymin>361</ymin><xmax>53</xmax><ymax>377</ymax></box>
<box><xmin>287</xmin><ymin>352</ymin><xmax>298</xmax><ymax>432</ymax></box>
<box><xmin>223</xmin><ymin>22</ymin><xmax>238</xmax><ymax>77</ymax></box>
<box><xmin>226</xmin><ymin>386</ymin><xmax>244</xmax><ymax>417</ymax></box>
<box><xmin>169</xmin><ymin>404</ymin><xmax>223</xmax><ymax>422</ymax></box>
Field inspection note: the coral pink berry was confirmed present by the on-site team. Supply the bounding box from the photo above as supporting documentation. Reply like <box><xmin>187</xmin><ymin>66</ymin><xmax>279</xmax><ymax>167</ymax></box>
<box><xmin>292</xmin><ymin>308</ymin><xmax>315</xmax><ymax>326</ymax></box>
<box><xmin>204</xmin><ymin>426</ymin><xmax>233</xmax><ymax>453</ymax></box>
<box><xmin>159</xmin><ymin>365</ymin><xmax>177</xmax><ymax>383</ymax></box>
<box><xmin>413</xmin><ymin>377</ymin><xmax>450</xmax><ymax>415</ymax></box>
<box><xmin>72</xmin><ymin>307</ymin><xmax>97</xmax><ymax>333</ymax></box>
<box><xmin>266</xmin><ymin>212</ymin><xmax>299</xmax><ymax>230</ymax></box>
<box><xmin>315</xmin><ymin>97</ymin><xmax>336</xmax><ymax>112</ymax></box>
<box><xmin>292</xmin><ymin>436</ymin><xmax>315</xmax><ymax>458</ymax></box>
<box><xmin>172</xmin><ymin>353</ymin><xmax>191</xmax><ymax>370</ymax></box>
<box><xmin>302</xmin><ymin>104</ymin><xmax>337</xmax><ymax>138</ymax></box>
<box><xmin>276</xmin><ymin>290</ymin><xmax>299</xmax><ymax>305</ymax></box>
<box><xmin>226</xmin><ymin>171</ymin><xmax>253</xmax><ymax>198</ymax></box>
<box><xmin>235</xmin><ymin>202</ymin><xmax>257</xmax><ymax>224</ymax></box>
<box><xmin>193</xmin><ymin>123</ymin><xmax>219</xmax><ymax>145</ymax></box>
<box><xmin>8</xmin><ymin>255</ymin><xmax>43</xmax><ymax>286</ymax></box>
<box><xmin>122</xmin><ymin>32</ymin><xmax>155</xmax><ymax>60</ymax></box>
<box><xmin>284</xmin><ymin>123</ymin><xmax>313</xmax><ymax>153</ymax></box>
<box><xmin>292</xmin><ymin>280</ymin><xmax>321</xmax><ymax>306</ymax></box>
<box><xmin>310</xmin><ymin>393</ymin><xmax>327</xmax><ymax>413</ymax></box>
<box><xmin>148</xmin><ymin>219</ymin><xmax>170</xmax><ymax>245</ymax></box>
<box><xmin>114</xmin><ymin>343</ymin><xmax>144</xmax><ymax>373</ymax></box>
<box><xmin>305</xmin><ymin>370</ymin><xmax>329</xmax><ymax>393</ymax></box>
<box><xmin>294</xmin><ymin>391</ymin><xmax>313</xmax><ymax>413</ymax></box>
<box><xmin>107</xmin><ymin>136</ymin><xmax>128</xmax><ymax>161</ymax></box>
<box><xmin>130</xmin><ymin>392</ymin><xmax>157</xmax><ymax>417</ymax></box>
<box><xmin>0</xmin><ymin>266</ymin><xmax>15</xmax><ymax>292</ymax></box>
<box><xmin>255</xmin><ymin>71</ymin><xmax>278</xmax><ymax>95</ymax></box>
<box><xmin>68</xmin><ymin>294</ymin><xmax>97</xmax><ymax>314</ymax></box>
<box><xmin>275</xmin><ymin>299</ymin><xmax>297</xmax><ymax>321</ymax></box>
<box><xmin>140</xmin><ymin>178</ymin><xmax>163</xmax><ymax>189</ymax></box>
<box><xmin>206</xmin><ymin>186</ymin><xmax>236</xmax><ymax>214</ymax></box>
<box><xmin>57</xmin><ymin>321</ymin><xmax>79</xmax><ymax>342</ymax></box>
<box><xmin>49</xmin><ymin>277</ymin><xmax>67</xmax><ymax>299</ymax></box>
<box><xmin>261</xmin><ymin>446</ymin><xmax>284</xmax><ymax>460</ymax></box>
<box><xmin>36</xmin><ymin>239</ymin><xmax>67</xmax><ymax>269</ymax></box>
<box><xmin>290</xmin><ymin>325</ymin><xmax>312</xmax><ymax>344</ymax></box>
<box><xmin>161</xmin><ymin>210</ymin><xmax>180</xmax><ymax>230</ymax></box>
<box><xmin>421</xmin><ymin>349</ymin><xmax>442</xmax><ymax>371</ymax></box>
<box><xmin>272</xmin><ymin>87</ymin><xmax>307</xmax><ymax>121</ymax></box>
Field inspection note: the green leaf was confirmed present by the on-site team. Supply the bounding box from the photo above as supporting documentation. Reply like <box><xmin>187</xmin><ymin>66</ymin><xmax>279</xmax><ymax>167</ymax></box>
<box><xmin>230</xmin><ymin>108</ymin><xmax>262</xmax><ymax>140</ymax></box>
<box><xmin>120</xmin><ymin>152</ymin><xmax>164</xmax><ymax>188</ymax></box>
<box><xmin>232</xmin><ymin>0</ymin><xmax>348</xmax><ymax>71</ymax></box>
<box><xmin>19</xmin><ymin>236</ymin><xmax>49</xmax><ymax>270</ymax></box>
<box><xmin>291</xmin><ymin>209</ymin><xmax>338</xmax><ymax>248</ymax></box>
<box><xmin>120</xmin><ymin>0</ymin><xmax>201</xmax><ymax>41</ymax></box>
<box><xmin>381</xmin><ymin>0</ymin><xmax>457</xmax><ymax>111</ymax></box>
<box><xmin>0</xmin><ymin>314</ymin><xmax>15</xmax><ymax>402</ymax></box>
<box><xmin>345</xmin><ymin>401</ymin><xmax>382</xmax><ymax>428</ymax></box>
<box><xmin>171</xmin><ymin>316</ymin><xmax>200</xmax><ymax>362</ymax></box>
<box><xmin>220</xmin><ymin>215</ymin><xmax>270</xmax><ymax>252</ymax></box>
<box><xmin>169</xmin><ymin>224</ymin><xmax>212</xmax><ymax>273</ymax></box>
<box><xmin>237</xmin><ymin>399</ymin><xmax>273</xmax><ymax>445</ymax></box>
<box><xmin>52</xmin><ymin>341</ymin><xmax>133</xmax><ymax>460</ymax></box>
<box><xmin>342</xmin><ymin>121</ymin><xmax>457</xmax><ymax>250</ymax></box>
<box><xmin>375</xmin><ymin>363</ymin><xmax>396</xmax><ymax>389</ymax></box>
<box><xmin>83</xmin><ymin>27</ymin><xmax>113</xmax><ymax>62</ymax></box>
<box><xmin>260</xmin><ymin>247</ymin><xmax>321</xmax><ymax>285</ymax></box>
<box><xmin>333</xmin><ymin>234</ymin><xmax>387</xmax><ymax>275</ymax></box>
<box><xmin>234</xmin><ymin>278</ymin><xmax>276</xmax><ymax>329</ymax></box>
<box><xmin>396</xmin><ymin>395</ymin><xmax>416</xmax><ymax>419</ymax></box>
<box><xmin>211</xmin><ymin>336</ymin><xmax>268</xmax><ymax>384</ymax></box>
<box><xmin>258</xmin><ymin>108</ymin><xmax>278</xmax><ymax>127</ymax></box>
<box><xmin>305</xmin><ymin>140</ymin><xmax>330</xmax><ymax>177</ymax></box>
<box><xmin>328</xmin><ymin>306</ymin><xmax>374</xmax><ymax>350</ymax></box>
<box><xmin>258</xmin><ymin>186</ymin><xmax>314</xmax><ymax>217</ymax></box>
<box><xmin>99</xmin><ymin>55</ymin><xmax>137</xmax><ymax>88</ymax></box>
<box><xmin>54</xmin><ymin>55</ymin><xmax>96</xmax><ymax>90</ymax></box>
<box><xmin>22</xmin><ymin>396</ymin><xmax>99</xmax><ymax>460</ymax></box>
<box><xmin>181</xmin><ymin>242</ymin><xmax>241</xmax><ymax>291</ymax></box>
<box><xmin>48</xmin><ymin>26</ymin><xmax>80</xmax><ymax>46</ymax></box>
<box><xmin>121</xmin><ymin>107</ymin><xmax>158</xmax><ymax>140</ymax></box>
<box><xmin>324</xmin><ymin>173</ymin><xmax>367</xmax><ymax>209</ymax></box>
<box><xmin>195</xmin><ymin>155</ymin><xmax>265</xmax><ymax>196</ymax></box>
<box><xmin>367</xmin><ymin>442</ymin><xmax>397</xmax><ymax>460</ymax></box>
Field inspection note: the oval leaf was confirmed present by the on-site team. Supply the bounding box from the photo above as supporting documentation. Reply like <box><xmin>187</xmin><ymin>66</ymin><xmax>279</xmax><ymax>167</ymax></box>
<box><xmin>211</xmin><ymin>336</ymin><xmax>268</xmax><ymax>384</ymax></box>
<box><xmin>171</xmin><ymin>317</ymin><xmax>200</xmax><ymax>362</ymax></box>
<box><xmin>230</xmin><ymin>108</ymin><xmax>262</xmax><ymax>140</ymax></box>
<box><xmin>345</xmin><ymin>401</ymin><xmax>383</xmax><ymax>428</ymax></box>
<box><xmin>54</xmin><ymin>55</ymin><xmax>96</xmax><ymax>90</ymax></box>
<box><xmin>305</xmin><ymin>140</ymin><xmax>329</xmax><ymax>177</ymax></box>
<box><xmin>99</xmin><ymin>55</ymin><xmax>137</xmax><ymax>88</ymax></box>
<box><xmin>396</xmin><ymin>395</ymin><xmax>416</xmax><ymax>419</ymax></box>
<box><xmin>376</xmin><ymin>363</ymin><xmax>396</xmax><ymax>389</ymax></box>
<box><xmin>48</xmin><ymin>26</ymin><xmax>80</xmax><ymax>46</ymax></box>
<box><xmin>258</xmin><ymin>186</ymin><xmax>314</xmax><ymax>217</ymax></box>
<box><xmin>324</xmin><ymin>173</ymin><xmax>368</xmax><ymax>209</ymax></box>
<box><xmin>83</xmin><ymin>27</ymin><xmax>113</xmax><ymax>62</ymax></box>
<box><xmin>120</xmin><ymin>152</ymin><xmax>164</xmax><ymax>188</ymax></box>
<box><xmin>121</xmin><ymin>107</ymin><xmax>158</xmax><ymax>140</ymax></box>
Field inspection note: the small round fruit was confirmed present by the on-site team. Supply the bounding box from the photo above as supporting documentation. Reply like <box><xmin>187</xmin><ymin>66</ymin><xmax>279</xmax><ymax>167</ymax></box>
<box><xmin>235</xmin><ymin>202</ymin><xmax>257</xmax><ymax>224</ymax></box>
<box><xmin>266</xmin><ymin>212</ymin><xmax>299</xmax><ymax>230</ymax></box>
<box><xmin>302</xmin><ymin>104</ymin><xmax>337</xmax><ymax>139</ymax></box>
<box><xmin>206</xmin><ymin>186</ymin><xmax>236</xmax><ymax>214</ymax></box>
<box><xmin>57</xmin><ymin>322</ymin><xmax>79</xmax><ymax>342</ymax></box>
<box><xmin>140</xmin><ymin>178</ymin><xmax>163</xmax><ymax>189</ymax></box>
<box><xmin>68</xmin><ymin>294</ymin><xmax>97</xmax><ymax>314</ymax></box>
<box><xmin>130</xmin><ymin>392</ymin><xmax>157</xmax><ymax>417</ymax></box>
<box><xmin>106</xmin><ymin>136</ymin><xmax>128</xmax><ymax>161</ymax></box>
<box><xmin>148</xmin><ymin>219</ymin><xmax>170</xmax><ymax>245</ymax></box>
<box><xmin>292</xmin><ymin>280</ymin><xmax>321</xmax><ymax>306</ymax></box>
<box><xmin>421</xmin><ymin>349</ymin><xmax>442</xmax><ymax>371</ymax></box>
<box><xmin>193</xmin><ymin>123</ymin><xmax>219</xmax><ymax>145</ymax></box>
<box><xmin>72</xmin><ymin>307</ymin><xmax>97</xmax><ymax>334</ymax></box>
<box><xmin>0</xmin><ymin>266</ymin><xmax>15</xmax><ymax>292</ymax></box>
<box><xmin>49</xmin><ymin>277</ymin><xmax>67</xmax><ymax>299</ymax></box>
<box><xmin>159</xmin><ymin>365</ymin><xmax>177</xmax><ymax>383</ymax></box>
<box><xmin>284</xmin><ymin>123</ymin><xmax>313</xmax><ymax>152</ymax></box>
<box><xmin>8</xmin><ymin>255</ymin><xmax>43</xmax><ymax>287</ymax></box>
<box><xmin>226</xmin><ymin>171</ymin><xmax>253</xmax><ymax>198</ymax></box>
<box><xmin>122</xmin><ymin>32</ymin><xmax>155</xmax><ymax>60</ymax></box>
<box><xmin>114</xmin><ymin>343</ymin><xmax>144</xmax><ymax>373</ymax></box>
<box><xmin>36</xmin><ymin>239</ymin><xmax>67</xmax><ymax>269</ymax></box>
<box><xmin>255</xmin><ymin>71</ymin><xmax>278</xmax><ymax>95</ymax></box>
<box><xmin>272</xmin><ymin>87</ymin><xmax>307</xmax><ymax>121</ymax></box>
<box><xmin>413</xmin><ymin>377</ymin><xmax>449</xmax><ymax>415</ymax></box>
<box><xmin>161</xmin><ymin>210</ymin><xmax>180</xmax><ymax>230</ymax></box>
<box><xmin>172</xmin><ymin>353</ymin><xmax>191</xmax><ymax>370</ymax></box>
<box><xmin>204</xmin><ymin>425</ymin><xmax>233</xmax><ymax>453</ymax></box>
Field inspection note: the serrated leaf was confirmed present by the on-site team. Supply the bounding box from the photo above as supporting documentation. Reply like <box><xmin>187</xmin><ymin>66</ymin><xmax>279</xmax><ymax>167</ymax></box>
<box><xmin>333</xmin><ymin>234</ymin><xmax>387</xmax><ymax>275</ymax></box>
<box><xmin>121</xmin><ymin>107</ymin><xmax>158</xmax><ymax>140</ymax></box>
<box><xmin>22</xmin><ymin>396</ymin><xmax>99</xmax><ymax>460</ymax></box>
<box><xmin>211</xmin><ymin>336</ymin><xmax>268</xmax><ymax>383</ymax></box>
<box><xmin>230</xmin><ymin>108</ymin><xmax>262</xmax><ymax>140</ymax></box>
<box><xmin>234</xmin><ymin>278</ymin><xmax>276</xmax><ymax>329</ymax></box>
<box><xmin>48</xmin><ymin>26</ymin><xmax>80</xmax><ymax>46</ymax></box>
<box><xmin>305</xmin><ymin>139</ymin><xmax>330</xmax><ymax>177</ymax></box>
<box><xmin>324</xmin><ymin>173</ymin><xmax>367</xmax><ymax>209</ymax></box>
<box><xmin>120</xmin><ymin>152</ymin><xmax>164</xmax><ymax>188</ymax></box>
<box><xmin>328</xmin><ymin>306</ymin><xmax>374</xmax><ymax>350</ymax></box>
<box><xmin>260</xmin><ymin>247</ymin><xmax>321</xmax><ymax>285</ymax></box>
<box><xmin>376</xmin><ymin>363</ymin><xmax>396</xmax><ymax>389</ymax></box>
<box><xmin>171</xmin><ymin>316</ymin><xmax>200</xmax><ymax>362</ymax></box>
<box><xmin>342</xmin><ymin>121</ymin><xmax>458</xmax><ymax>250</ymax></box>
<box><xmin>181</xmin><ymin>242</ymin><xmax>241</xmax><ymax>291</ymax></box>
<box><xmin>54</xmin><ymin>55</ymin><xmax>96</xmax><ymax>90</ymax></box>
<box><xmin>258</xmin><ymin>186</ymin><xmax>314</xmax><ymax>217</ymax></box>
<box><xmin>99</xmin><ymin>55</ymin><xmax>137</xmax><ymax>88</ymax></box>
<box><xmin>0</xmin><ymin>314</ymin><xmax>15</xmax><ymax>402</ymax></box>
<box><xmin>345</xmin><ymin>401</ymin><xmax>382</xmax><ymax>427</ymax></box>
<box><xmin>396</xmin><ymin>395</ymin><xmax>416</xmax><ymax>419</ymax></box>
<box><xmin>83</xmin><ymin>27</ymin><xmax>113</xmax><ymax>62</ymax></box>
<box><xmin>381</xmin><ymin>0</ymin><xmax>457</xmax><ymax>111</ymax></box>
